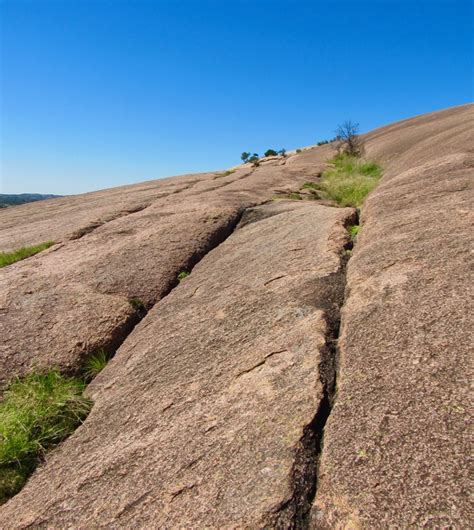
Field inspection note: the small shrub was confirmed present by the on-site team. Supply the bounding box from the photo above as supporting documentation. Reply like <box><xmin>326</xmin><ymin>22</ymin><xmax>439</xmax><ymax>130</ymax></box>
<box><xmin>178</xmin><ymin>271</ymin><xmax>189</xmax><ymax>282</ymax></box>
<box><xmin>278</xmin><ymin>148</ymin><xmax>287</xmax><ymax>157</ymax></box>
<box><xmin>248</xmin><ymin>154</ymin><xmax>260</xmax><ymax>166</ymax></box>
<box><xmin>0</xmin><ymin>371</ymin><xmax>91</xmax><ymax>503</ymax></box>
<box><xmin>0</xmin><ymin>242</ymin><xmax>55</xmax><ymax>268</ymax></box>
<box><xmin>84</xmin><ymin>350</ymin><xmax>109</xmax><ymax>380</ymax></box>
<box><xmin>296</xmin><ymin>149</ymin><xmax>302</xmax><ymax>153</ymax></box>
<box><xmin>264</xmin><ymin>149</ymin><xmax>278</xmax><ymax>157</ymax></box>
<box><xmin>317</xmin><ymin>140</ymin><xmax>329</xmax><ymax>146</ymax></box>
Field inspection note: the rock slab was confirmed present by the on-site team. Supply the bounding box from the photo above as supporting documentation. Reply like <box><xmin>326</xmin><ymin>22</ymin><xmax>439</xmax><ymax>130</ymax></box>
<box><xmin>0</xmin><ymin>202</ymin><xmax>354</xmax><ymax>528</ymax></box>
<box><xmin>312</xmin><ymin>122</ymin><xmax>473</xmax><ymax>527</ymax></box>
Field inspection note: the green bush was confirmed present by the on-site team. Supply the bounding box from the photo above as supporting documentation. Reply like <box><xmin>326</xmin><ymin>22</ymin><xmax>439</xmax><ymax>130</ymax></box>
<box><xmin>248</xmin><ymin>154</ymin><xmax>260</xmax><ymax>166</ymax></box>
<box><xmin>319</xmin><ymin>154</ymin><xmax>382</xmax><ymax>207</ymax></box>
<box><xmin>0</xmin><ymin>242</ymin><xmax>55</xmax><ymax>268</ymax></box>
<box><xmin>0</xmin><ymin>371</ymin><xmax>91</xmax><ymax>503</ymax></box>
<box><xmin>178</xmin><ymin>271</ymin><xmax>189</xmax><ymax>282</ymax></box>
<box><xmin>264</xmin><ymin>149</ymin><xmax>278</xmax><ymax>157</ymax></box>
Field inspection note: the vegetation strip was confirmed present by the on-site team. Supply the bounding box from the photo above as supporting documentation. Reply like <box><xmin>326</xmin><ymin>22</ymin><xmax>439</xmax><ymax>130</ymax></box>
<box><xmin>318</xmin><ymin>153</ymin><xmax>382</xmax><ymax>207</ymax></box>
<box><xmin>0</xmin><ymin>372</ymin><xmax>92</xmax><ymax>504</ymax></box>
<box><xmin>0</xmin><ymin>242</ymin><xmax>55</xmax><ymax>268</ymax></box>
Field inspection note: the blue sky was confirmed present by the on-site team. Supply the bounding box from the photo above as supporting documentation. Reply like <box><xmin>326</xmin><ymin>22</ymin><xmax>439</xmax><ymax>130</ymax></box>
<box><xmin>1</xmin><ymin>0</ymin><xmax>472</xmax><ymax>195</ymax></box>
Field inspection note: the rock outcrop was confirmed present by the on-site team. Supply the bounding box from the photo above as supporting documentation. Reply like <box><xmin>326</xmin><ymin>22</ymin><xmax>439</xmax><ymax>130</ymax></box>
<box><xmin>0</xmin><ymin>201</ymin><xmax>355</xmax><ymax>527</ymax></box>
<box><xmin>0</xmin><ymin>157</ymin><xmax>332</xmax><ymax>387</ymax></box>
<box><xmin>0</xmin><ymin>103</ymin><xmax>472</xmax><ymax>527</ymax></box>
<box><xmin>312</xmin><ymin>106</ymin><xmax>473</xmax><ymax>528</ymax></box>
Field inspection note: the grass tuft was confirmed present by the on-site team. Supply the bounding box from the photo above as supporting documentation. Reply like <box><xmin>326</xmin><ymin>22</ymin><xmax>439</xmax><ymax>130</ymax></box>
<box><xmin>129</xmin><ymin>297</ymin><xmax>146</xmax><ymax>311</ymax></box>
<box><xmin>0</xmin><ymin>371</ymin><xmax>91</xmax><ymax>503</ymax></box>
<box><xmin>0</xmin><ymin>242</ymin><xmax>55</xmax><ymax>268</ymax></box>
<box><xmin>301</xmin><ymin>182</ymin><xmax>320</xmax><ymax>190</ymax></box>
<box><xmin>178</xmin><ymin>271</ymin><xmax>189</xmax><ymax>282</ymax></box>
<box><xmin>288</xmin><ymin>193</ymin><xmax>303</xmax><ymax>200</ymax></box>
<box><xmin>319</xmin><ymin>154</ymin><xmax>382</xmax><ymax>207</ymax></box>
<box><xmin>348</xmin><ymin>225</ymin><xmax>360</xmax><ymax>238</ymax></box>
<box><xmin>215</xmin><ymin>169</ymin><xmax>235</xmax><ymax>178</ymax></box>
<box><xmin>84</xmin><ymin>350</ymin><xmax>109</xmax><ymax>380</ymax></box>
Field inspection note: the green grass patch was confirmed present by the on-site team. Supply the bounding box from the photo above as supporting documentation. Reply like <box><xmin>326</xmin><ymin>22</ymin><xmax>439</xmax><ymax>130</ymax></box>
<box><xmin>319</xmin><ymin>154</ymin><xmax>382</xmax><ymax>207</ymax></box>
<box><xmin>348</xmin><ymin>225</ymin><xmax>360</xmax><ymax>238</ymax></box>
<box><xmin>288</xmin><ymin>193</ymin><xmax>303</xmax><ymax>200</ymax></box>
<box><xmin>0</xmin><ymin>371</ymin><xmax>91</xmax><ymax>503</ymax></box>
<box><xmin>178</xmin><ymin>271</ymin><xmax>189</xmax><ymax>282</ymax></box>
<box><xmin>301</xmin><ymin>182</ymin><xmax>320</xmax><ymax>190</ymax></box>
<box><xmin>0</xmin><ymin>241</ymin><xmax>55</xmax><ymax>268</ymax></box>
<box><xmin>83</xmin><ymin>350</ymin><xmax>109</xmax><ymax>380</ymax></box>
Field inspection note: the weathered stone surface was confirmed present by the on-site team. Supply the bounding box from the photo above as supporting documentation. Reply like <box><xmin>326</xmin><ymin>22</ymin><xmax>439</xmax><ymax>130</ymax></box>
<box><xmin>0</xmin><ymin>202</ymin><xmax>354</xmax><ymax>527</ymax></box>
<box><xmin>0</xmin><ymin>154</ymin><xmax>329</xmax><ymax>253</ymax></box>
<box><xmin>0</xmin><ymin>201</ymin><xmax>243</xmax><ymax>386</ymax></box>
<box><xmin>0</xmin><ymin>153</ymin><xmax>331</xmax><ymax>387</ymax></box>
<box><xmin>0</xmin><ymin>173</ymin><xmax>205</xmax><ymax>252</ymax></box>
<box><xmin>0</xmin><ymin>104</ymin><xmax>472</xmax><ymax>527</ymax></box>
<box><xmin>312</xmin><ymin>106</ymin><xmax>473</xmax><ymax>528</ymax></box>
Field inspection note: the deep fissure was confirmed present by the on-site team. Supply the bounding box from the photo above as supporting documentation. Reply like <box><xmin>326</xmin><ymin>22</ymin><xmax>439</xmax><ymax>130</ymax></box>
<box><xmin>77</xmin><ymin>207</ymin><xmax>247</xmax><ymax>377</ymax></box>
<box><xmin>1</xmin><ymin>206</ymin><xmax>248</xmax><ymax>505</ymax></box>
<box><xmin>271</xmin><ymin>210</ymin><xmax>359</xmax><ymax>529</ymax></box>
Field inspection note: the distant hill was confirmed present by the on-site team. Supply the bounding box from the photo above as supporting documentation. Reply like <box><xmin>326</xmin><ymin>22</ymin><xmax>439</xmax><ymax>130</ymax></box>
<box><xmin>0</xmin><ymin>193</ymin><xmax>62</xmax><ymax>208</ymax></box>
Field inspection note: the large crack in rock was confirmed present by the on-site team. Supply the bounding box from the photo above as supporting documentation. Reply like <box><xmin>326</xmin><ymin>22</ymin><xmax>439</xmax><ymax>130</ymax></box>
<box><xmin>0</xmin><ymin>152</ymin><xmax>331</xmax><ymax>389</ymax></box>
<box><xmin>310</xmin><ymin>153</ymin><xmax>473</xmax><ymax>526</ymax></box>
<box><xmin>0</xmin><ymin>201</ymin><xmax>244</xmax><ymax>388</ymax></box>
<box><xmin>269</xmin><ymin>214</ymin><xmax>357</xmax><ymax>530</ymax></box>
<box><xmin>0</xmin><ymin>201</ymin><xmax>354</xmax><ymax>528</ymax></box>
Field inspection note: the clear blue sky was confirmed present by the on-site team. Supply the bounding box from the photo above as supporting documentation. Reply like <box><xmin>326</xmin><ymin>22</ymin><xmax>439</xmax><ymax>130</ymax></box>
<box><xmin>1</xmin><ymin>0</ymin><xmax>472</xmax><ymax>195</ymax></box>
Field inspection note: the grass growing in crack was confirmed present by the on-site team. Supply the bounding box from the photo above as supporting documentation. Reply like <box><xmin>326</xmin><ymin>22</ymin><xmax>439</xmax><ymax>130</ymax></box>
<box><xmin>215</xmin><ymin>169</ymin><xmax>235</xmax><ymax>178</ymax></box>
<box><xmin>348</xmin><ymin>225</ymin><xmax>360</xmax><ymax>238</ymax></box>
<box><xmin>84</xmin><ymin>350</ymin><xmax>109</xmax><ymax>380</ymax></box>
<box><xmin>0</xmin><ymin>371</ymin><xmax>91</xmax><ymax>503</ymax></box>
<box><xmin>319</xmin><ymin>154</ymin><xmax>382</xmax><ymax>207</ymax></box>
<box><xmin>129</xmin><ymin>297</ymin><xmax>146</xmax><ymax>311</ymax></box>
<box><xmin>0</xmin><ymin>242</ymin><xmax>55</xmax><ymax>268</ymax></box>
<box><xmin>301</xmin><ymin>182</ymin><xmax>320</xmax><ymax>190</ymax></box>
<box><xmin>178</xmin><ymin>271</ymin><xmax>189</xmax><ymax>282</ymax></box>
<box><xmin>288</xmin><ymin>193</ymin><xmax>303</xmax><ymax>200</ymax></box>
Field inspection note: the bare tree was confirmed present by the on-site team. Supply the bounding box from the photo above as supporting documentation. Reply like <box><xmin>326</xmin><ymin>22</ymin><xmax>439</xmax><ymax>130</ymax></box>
<box><xmin>335</xmin><ymin>120</ymin><xmax>364</xmax><ymax>156</ymax></box>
